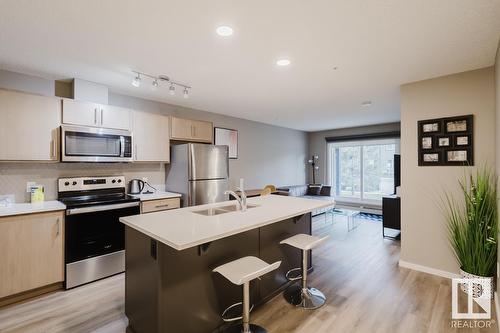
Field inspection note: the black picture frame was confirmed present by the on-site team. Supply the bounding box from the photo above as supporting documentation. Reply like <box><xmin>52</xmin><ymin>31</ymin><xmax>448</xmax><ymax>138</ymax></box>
<box><xmin>417</xmin><ymin>115</ymin><xmax>473</xmax><ymax>166</ymax></box>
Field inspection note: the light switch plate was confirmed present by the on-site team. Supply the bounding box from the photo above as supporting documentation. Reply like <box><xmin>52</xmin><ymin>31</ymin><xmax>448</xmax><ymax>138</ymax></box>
<box><xmin>26</xmin><ymin>181</ymin><xmax>36</xmax><ymax>193</ymax></box>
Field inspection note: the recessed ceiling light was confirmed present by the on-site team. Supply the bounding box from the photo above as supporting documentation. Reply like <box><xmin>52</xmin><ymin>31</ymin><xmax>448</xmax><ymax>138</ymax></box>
<box><xmin>361</xmin><ymin>101</ymin><xmax>372</xmax><ymax>107</ymax></box>
<box><xmin>216</xmin><ymin>25</ymin><xmax>233</xmax><ymax>37</ymax></box>
<box><xmin>276</xmin><ymin>59</ymin><xmax>291</xmax><ymax>66</ymax></box>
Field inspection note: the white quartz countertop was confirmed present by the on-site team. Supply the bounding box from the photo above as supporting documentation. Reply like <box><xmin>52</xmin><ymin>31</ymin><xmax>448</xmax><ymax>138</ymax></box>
<box><xmin>120</xmin><ymin>195</ymin><xmax>334</xmax><ymax>251</ymax></box>
<box><xmin>0</xmin><ymin>200</ymin><xmax>66</xmax><ymax>217</ymax></box>
<box><xmin>128</xmin><ymin>190</ymin><xmax>182</xmax><ymax>201</ymax></box>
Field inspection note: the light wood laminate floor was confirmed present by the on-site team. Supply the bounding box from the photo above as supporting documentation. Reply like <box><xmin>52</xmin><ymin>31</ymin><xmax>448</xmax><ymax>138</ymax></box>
<box><xmin>0</xmin><ymin>215</ymin><xmax>496</xmax><ymax>333</ymax></box>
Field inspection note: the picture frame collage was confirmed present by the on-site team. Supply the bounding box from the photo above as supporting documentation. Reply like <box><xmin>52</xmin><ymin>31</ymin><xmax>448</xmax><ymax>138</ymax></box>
<box><xmin>417</xmin><ymin>115</ymin><xmax>473</xmax><ymax>166</ymax></box>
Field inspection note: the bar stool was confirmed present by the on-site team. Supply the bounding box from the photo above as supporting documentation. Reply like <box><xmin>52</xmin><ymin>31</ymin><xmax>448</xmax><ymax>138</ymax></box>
<box><xmin>213</xmin><ymin>256</ymin><xmax>281</xmax><ymax>333</ymax></box>
<box><xmin>280</xmin><ymin>234</ymin><xmax>329</xmax><ymax>309</ymax></box>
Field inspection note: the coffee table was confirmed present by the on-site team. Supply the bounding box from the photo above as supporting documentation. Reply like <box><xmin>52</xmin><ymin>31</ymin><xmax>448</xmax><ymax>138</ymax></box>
<box><xmin>330</xmin><ymin>208</ymin><xmax>361</xmax><ymax>232</ymax></box>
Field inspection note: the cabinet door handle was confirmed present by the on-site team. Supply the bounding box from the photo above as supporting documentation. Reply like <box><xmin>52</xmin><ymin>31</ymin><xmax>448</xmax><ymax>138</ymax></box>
<box><xmin>100</xmin><ymin>108</ymin><xmax>104</xmax><ymax>126</ymax></box>
<box><xmin>193</xmin><ymin>126</ymin><xmax>197</xmax><ymax>137</ymax></box>
<box><xmin>154</xmin><ymin>204</ymin><xmax>170</xmax><ymax>208</ymax></box>
<box><xmin>52</xmin><ymin>138</ymin><xmax>57</xmax><ymax>159</ymax></box>
<box><xmin>56</xmin><ymin>218</ymin><xmax>60</xmax><ymax>236</ymax></box>
<box><xmin>94</xmin><ymin>108</ymin><xmax>98</xmax><ymax>125</ymax></box>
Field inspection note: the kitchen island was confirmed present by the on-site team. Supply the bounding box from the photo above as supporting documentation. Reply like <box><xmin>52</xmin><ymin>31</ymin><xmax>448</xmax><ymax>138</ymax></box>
<box><xmin>120</xmin><ymin>194</ymin><xmax>333</xmax><ymax>333</ymax></box>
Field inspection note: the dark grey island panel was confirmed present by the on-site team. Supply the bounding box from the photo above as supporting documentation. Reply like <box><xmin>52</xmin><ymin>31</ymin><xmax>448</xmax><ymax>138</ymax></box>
<box><xmin>125</xmin><ymin>213</ymin><xmax>312</xmax><ymax>333</ymax></box>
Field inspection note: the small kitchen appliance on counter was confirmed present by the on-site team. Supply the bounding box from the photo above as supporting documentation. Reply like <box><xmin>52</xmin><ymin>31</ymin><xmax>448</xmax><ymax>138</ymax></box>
<box><xmin>128</xmin><ymin>179</ymin><xmax>145</xmax><ymax>194</ymax></box>
<box><xmin>58</xmin><ymin>175</ymin><xmax>140</xmax><ymax>289</ymax></box>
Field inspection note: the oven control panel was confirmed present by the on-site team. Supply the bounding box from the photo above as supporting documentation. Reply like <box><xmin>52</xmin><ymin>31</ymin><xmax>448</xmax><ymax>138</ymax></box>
<box><xmin>58</xmin><ymin>176</ymin><xmax>125</xmax><ymax>192</ymax></box>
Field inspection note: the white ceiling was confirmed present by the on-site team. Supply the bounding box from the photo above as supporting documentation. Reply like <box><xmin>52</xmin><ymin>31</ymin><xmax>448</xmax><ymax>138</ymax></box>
<box><xmin>1</xmin><ymin>0</ymin><xmax>499</xmax><ymax>131</ymax></box>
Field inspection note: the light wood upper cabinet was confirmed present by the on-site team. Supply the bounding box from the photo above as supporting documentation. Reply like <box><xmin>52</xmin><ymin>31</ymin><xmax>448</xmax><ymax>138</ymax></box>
<box><xmin>0</xmin><ymin>89</ymin><xmax>60</xmax><ymax>161</ymax></box>
<box><xmin>100</xmin><ymin>104</ymin><xmax>132</xmax><ymax>130</ymax></box>
<box><xmin>133</xmin><ymin>111</ymin><xmax>170</xmax><ymax>162</ymax></box>
<box><xmin>62</xmin><ymin>99</ymin><xmax>100</xmax><ymax>127</ymax></box>
<box><xmin>62</xmin><ymin>99</ymin><xmax>132</xmax><ymax>130</ymax></box>
<box><xmin>170</xmin><ymin>116</ymin><xmax>213</xmax><ymax>143</ymax></box>
<box><xmin>191</xmin><ymin>120</ymin><xmax>213</xmax><ymax>142</ymax></box>
<box><xmin>0</xmin><ymin>211</ymin><xmax>64</xmax><ymax>299</ymax></box>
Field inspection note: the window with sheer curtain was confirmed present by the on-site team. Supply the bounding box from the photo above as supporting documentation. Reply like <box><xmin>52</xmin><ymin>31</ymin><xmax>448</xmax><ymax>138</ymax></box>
<box><xmin>327</xmin><ymin>138</ymin><xmax>400</xmax><ymax>204</ymax></box>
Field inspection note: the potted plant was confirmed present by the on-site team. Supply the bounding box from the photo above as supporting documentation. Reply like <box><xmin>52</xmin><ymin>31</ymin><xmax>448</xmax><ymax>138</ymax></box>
<box><xmin>444</xmin><ymin>167</ymin><xmax>498</xmax><ymax>298</ymax></box>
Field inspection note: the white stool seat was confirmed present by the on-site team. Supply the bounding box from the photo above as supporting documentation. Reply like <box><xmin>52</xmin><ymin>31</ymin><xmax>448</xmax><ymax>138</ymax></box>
<box><xmin>280</xmin><ymin>233</ymin><xmax>328</xmax><ymax>309</ymax></box>
<box><xmin>213</xmin><ymin>256</ymin><xmax>281</xmax><ymax>285</ymax></box>
<box><xmin>280</xmin><ymin>234</ymin><xmax>329</xmax><ymax>250</ymax></box>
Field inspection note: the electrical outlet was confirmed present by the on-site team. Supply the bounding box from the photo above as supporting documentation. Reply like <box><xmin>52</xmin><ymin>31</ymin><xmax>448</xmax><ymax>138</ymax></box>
<box><xmin>26</xmin><ymin>182</ymin><xmax>36</xmax><ymax>193</ymax></box>
<box><xmin>0</xmin><ymin>194</ymin><xmax>15</xmax><ymax>206</ymax></box>
<box><xmin>142</xmin><ymin>177</ymin><xmax>149</xmax><ymax>183</ymax></box>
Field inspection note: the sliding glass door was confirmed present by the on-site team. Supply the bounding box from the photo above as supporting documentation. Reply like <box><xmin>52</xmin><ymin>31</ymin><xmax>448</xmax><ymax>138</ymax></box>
<box><xmin>329</xmin><ymin>138</ymin><xmax>399</xmax><ymax>204</ymax></box>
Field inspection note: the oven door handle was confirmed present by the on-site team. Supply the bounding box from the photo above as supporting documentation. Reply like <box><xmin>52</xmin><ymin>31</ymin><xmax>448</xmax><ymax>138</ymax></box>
<box><xmin>66</xmin><ymin>202</ymin><xmax>140</xmax><ymax>216</ymax></box>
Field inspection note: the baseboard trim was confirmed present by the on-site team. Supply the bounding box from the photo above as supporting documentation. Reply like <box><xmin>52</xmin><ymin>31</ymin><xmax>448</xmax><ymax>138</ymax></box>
<box><xmin>0</xmin><ymin>282</ymin><xmax>62</xmax><ymax>308</ymax></box>
<box><xmin>495</xmin><ymin>292</ymin><xmax>500</xmax><ymax>333</ymax></box>
<box><xmin>398</xmin><ymin>260</ymin><xmax>460</xmax><ymax>279</ymax></box>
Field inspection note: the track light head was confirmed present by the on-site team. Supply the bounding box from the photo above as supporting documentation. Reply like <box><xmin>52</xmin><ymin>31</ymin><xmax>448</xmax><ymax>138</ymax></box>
<box><xmin>169</xmin><ymin>84</ymin><xmax>175</xmax><ymax>95</ymax></box>
<box><xmin>183</xmin><ymin>88</ymin><xmax>189</xmax><ymax>99</ymax></box>
<box><xmin>131</xmin><ymin>74</ymin><xmax>141</xmax><ymax>87</ymax></box>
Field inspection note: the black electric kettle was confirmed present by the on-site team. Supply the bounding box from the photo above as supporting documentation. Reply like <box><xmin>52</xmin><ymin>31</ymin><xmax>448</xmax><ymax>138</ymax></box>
<box><xmin>128</xmin><ymin>179</ymin><xmax>145</xmax><ymax>194</ymax></box>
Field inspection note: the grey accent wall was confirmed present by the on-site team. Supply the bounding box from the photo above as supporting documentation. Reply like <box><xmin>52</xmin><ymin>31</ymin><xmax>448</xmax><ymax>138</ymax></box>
<box><xmin>0</xmin><ymin>70</ymin><xmax>307</xmax><ymax>202</ymax></box>
<box><xmin>307</xmin><ymin>122</ymin><xmax>401</xmax><ymax>184</ymax></box>
<box><xmin>109</xmin><ymin>93</ymin><xmax>308</xmax><ymax>190</ymax></box>
<box><xmin>400</xmin><ymin>67</ymin><xmax>495</xmax><ymax>275</ymax></box>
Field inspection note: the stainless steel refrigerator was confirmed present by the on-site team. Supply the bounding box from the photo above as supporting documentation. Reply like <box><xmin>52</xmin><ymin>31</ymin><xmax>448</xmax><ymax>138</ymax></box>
<box><xmin>166</xmin><ymin>143</ymin><xmax>229</xmax><ymax>207</ymax></box>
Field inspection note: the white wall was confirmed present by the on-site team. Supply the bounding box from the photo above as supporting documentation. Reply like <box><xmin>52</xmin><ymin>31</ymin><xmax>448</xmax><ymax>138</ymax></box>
<box><xmin>0</xmin><ymin>70</ymin><xmax>307</xmax><ymax>202</ymax></box>
<box><xmin>400</xmin><ymin>67</ymin><xmax>496</xmax><ymax>274</ymax></box>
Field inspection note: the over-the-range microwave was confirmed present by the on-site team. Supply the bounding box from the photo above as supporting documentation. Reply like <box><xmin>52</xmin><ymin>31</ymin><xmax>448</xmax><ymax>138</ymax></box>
<box><xmin>61</xmin><ymin>125</ymin><xmax>133</xmax><ymax>162</ymax></box>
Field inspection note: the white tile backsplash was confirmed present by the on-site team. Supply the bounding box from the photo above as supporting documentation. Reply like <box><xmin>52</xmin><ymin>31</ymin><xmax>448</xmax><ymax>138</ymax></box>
<box><xmin>0</xmin><ymin>162</ymin><xmax>166</xmax><ymax>203</ymax></box>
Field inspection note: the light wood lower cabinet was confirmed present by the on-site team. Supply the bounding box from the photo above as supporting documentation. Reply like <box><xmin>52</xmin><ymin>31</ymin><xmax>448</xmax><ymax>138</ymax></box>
<box><xmin>140</xmin><ymin>198</ymin><xmax>181</xmax><ymax>214</ymax></box>
<box><xmin>0</xmin><ymin>211</ymin><xmax>64</xmax><ymax>299</ymax></box>
<box><xmin>170</xmin><ymin>116</ymin><xmax>213</xmax><ymax>143</ymax></box>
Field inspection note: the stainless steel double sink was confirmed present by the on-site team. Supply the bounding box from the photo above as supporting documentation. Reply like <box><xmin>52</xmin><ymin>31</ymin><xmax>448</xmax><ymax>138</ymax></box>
<box><xmin>192</xmin><ymin>204</ymin><xmax>258</xmax><ymax>216</ymax></box>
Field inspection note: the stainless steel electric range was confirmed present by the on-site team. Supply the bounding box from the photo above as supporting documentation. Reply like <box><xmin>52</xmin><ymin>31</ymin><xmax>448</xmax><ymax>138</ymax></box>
<box><xmin>58</xmin><ymin>176</ymin><xmax>140</xmax><ymax>289</ymax></box>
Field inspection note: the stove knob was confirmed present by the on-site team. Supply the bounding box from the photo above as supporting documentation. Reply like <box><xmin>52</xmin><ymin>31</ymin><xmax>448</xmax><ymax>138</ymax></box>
<box><xmin>112</xmin><ymin>179</ymin><xmax>116</xmax><ymax>183</ymax></box>
<box><xmin>72</xmin><ymin>181</ymin><xmax>77</xmax><ymax>186</ymax></box>
<box><xmin>117</xmin><ymin>179</ymin><xmax>122</xmax><ymax>183</ymax></box>
<box><xmin>64</xmin><ymin>181</ymin><xmax>70</xmax><ymax>186</ymax></box>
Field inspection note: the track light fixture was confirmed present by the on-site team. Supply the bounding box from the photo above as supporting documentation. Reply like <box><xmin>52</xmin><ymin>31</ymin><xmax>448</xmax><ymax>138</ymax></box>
<box><xmin>131</xmin><ymin>71</ymin><xmax>191</xmax><ymax>98</ymax></box>
<box><xmin>131</xmin><ymin>74</ymin><xmax>141</xmax><ymax>87</ymax></box>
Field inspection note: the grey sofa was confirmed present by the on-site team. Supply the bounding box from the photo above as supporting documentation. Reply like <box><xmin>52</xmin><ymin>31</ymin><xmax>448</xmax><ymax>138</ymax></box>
<box><xmin>277</xmin><ymin>185</ymin><xmax>335</xmax><ymax>216</ymax></box>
